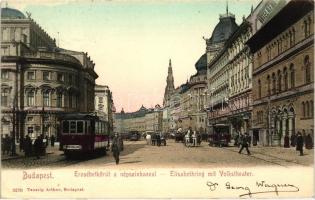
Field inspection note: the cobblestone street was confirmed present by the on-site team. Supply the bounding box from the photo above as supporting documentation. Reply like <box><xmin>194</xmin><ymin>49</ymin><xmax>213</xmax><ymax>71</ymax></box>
<box><xmin>1</xmin><ymin>139</ymin><xmax>313</xmax><ymax>169</ymax></box>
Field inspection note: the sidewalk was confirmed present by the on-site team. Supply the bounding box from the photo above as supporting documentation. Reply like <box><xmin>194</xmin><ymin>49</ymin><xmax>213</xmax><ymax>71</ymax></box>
<box><xmin>225</xmin><ymin>144</ymin><xmax>314</xmax><ymax>166</ymax></box>
<box><xmin>1</xmin><ymin>144</ymin><xmax>60</xmax><ymax>161</ymax></box>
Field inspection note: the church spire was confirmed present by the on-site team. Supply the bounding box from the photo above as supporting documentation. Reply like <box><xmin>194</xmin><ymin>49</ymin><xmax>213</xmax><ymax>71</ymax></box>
<box><xmin>163</xmin><ymin>59</ymin><xmax>175</xmax><ymax>107</ymax></box>
<box><xmin>226</xmin><ymin>0</ymin><xmax>228</xmax><ymax>15</ymax></box>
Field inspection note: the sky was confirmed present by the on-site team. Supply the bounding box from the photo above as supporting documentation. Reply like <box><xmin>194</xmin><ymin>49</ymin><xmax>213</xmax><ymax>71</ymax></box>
<box><xmin>7</xmin><ymin>0</ymin><xmax>260</xmax><ymax>112</ymax></box>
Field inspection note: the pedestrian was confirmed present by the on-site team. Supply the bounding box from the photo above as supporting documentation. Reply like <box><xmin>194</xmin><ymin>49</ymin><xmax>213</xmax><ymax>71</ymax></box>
<box><xmin>296</xmin><ymin>132</ymin><xmax>304</xmax><ymax>156</ymax></box>
<box><xmin>146</xmin><ymin>134</ymin><xmax>151</xmax><ymax>145</ymax></box>
<box><xmin>19</xmin><ymin>136</ymin><xmax>24</xmax><ymax>152</ymax></box>
<box><xmin>1</xmin><ymin>135</ymin><xmax>4</xmax><ymax>155</ymax></box>
<box><xmin>238</xmin><ymin>133</ymin><xmax>251</xmax><ymax>155</ymax></box>
<box><xmin>156</xmin><ymin>133</ymin><xmax>161</xmax><ymax>147</ymax></box>
<box><xmin>24</xmin><ymin>135</ymin><xmax>32</xmax><ymax>157</ymax></box>
<box><xmin>40</xmin><ymin>134</ymin><xmax>45</xmax><ymax>156</ymax></box>
<box><xmin>4</xmin><ymin>134</ymin><xmax>10</xmax><ymax>155</ymax></box>
<box><xmin>284</xmin><ymin>134</ymin><xmax>290</xmax><ymax>148</ymax></box>
<box><xmin>34</xmin><ymin>136</ymin><xmax>41</xmax><ymax>159</ymax></box>
<box><xmin>290</xmin><ymin>133</ymin><xmax>296</xmax><ymax>147</ymax></box>
<box><xmin>45</xmin><ymin>135</ymin><xmax>49</xmax><ymax>147</ymax></box>
<box><xmin>305</xmin><ymin>134</ymin><xmax>313</xmax><ymax>150</ymax></box>
<box><xmin>111</xmin><ymin>133</ymin><xmax>120</xmax><ymax>164</ymax></box>
<box><xmin>234</xmin><ymin>133</ymin><xmax>239</xmax><ymax>146</ymax></box>
<box><xmin>50</xmin><ymin>135</ymin><xmax>55</xmax><ymax>147</ymax></box>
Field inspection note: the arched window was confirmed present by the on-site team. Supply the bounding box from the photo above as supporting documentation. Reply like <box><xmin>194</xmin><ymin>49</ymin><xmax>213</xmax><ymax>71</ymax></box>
<box><xmin>290</xmin><ymin>64</ymin><xmax>295</xmax><ymax>88</ymax></box>
<box><xmin>272</xmin><ymin>73</ymin><xmax>276</xmax><ymax>94</ymax></box>
<box><xmin>258</xmin><ymin>79</ymin><xmax>261</xmax><ymax>98</ymax></box>
<box><xmin>304</xmin><ymin>55</ymin><xmax>311</xmax><ymax>83</ymax></box>
<box><xmin>302</xmin><ymin>102</ymin><xmax>305</xmax><ymax>118</ymax></box>
<box><xmin>27</xmin><ymin>90</ymin><xmax>35</xmax><ymax>106</ymax></box>
<box><xmin>283</xmin><ymin>67</ymin><xmax>288</xmax><ymax>90</ymax></box>
<box><xmin>304</xmin><ymin>20</ymin><xmax>308</xmax><ymax>38</ymax></box>
<box><xmin>277</xmin><ymin>70</ymin><xmax>282</xmax><ymax>93</ymax></box>
<box><xmin>57</xmin><ymin>92</ymin><xmax>63</xmax><ymax>108</ymax></box>
<box><xmin>43</xmin><ymin>91</ymin><xmax>50</xmax><ymax>106</ymax></box>
<box><xmin>306</xmin><ymin>101</ymin><xmax>310</xmax><ymax>118</ymax></box>
<box><xmin>267</xmin><ymin>75</ymin><xmax>271</xmax><ymax>95</ymax></box>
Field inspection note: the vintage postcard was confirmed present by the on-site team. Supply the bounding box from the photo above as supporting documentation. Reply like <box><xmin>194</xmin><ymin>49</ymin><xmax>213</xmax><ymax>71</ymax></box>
<box><xmin>0</xmin><ymin>0</ymin><xmax>314</xmax><ymax>199</ymax></box>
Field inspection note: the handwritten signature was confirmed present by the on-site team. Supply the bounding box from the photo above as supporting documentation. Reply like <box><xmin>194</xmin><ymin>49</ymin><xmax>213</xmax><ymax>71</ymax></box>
<box><xmin>206</xmin><ymin>180</ymin><xmax>299</xmax><ymax>197</ymax></box>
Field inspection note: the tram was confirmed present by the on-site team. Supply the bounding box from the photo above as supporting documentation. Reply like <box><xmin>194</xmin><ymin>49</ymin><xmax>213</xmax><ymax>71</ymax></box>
<box><xmin>59</xmin><ymin>113</ymin><xmax>111</xmax><ymax>157</ymax></box>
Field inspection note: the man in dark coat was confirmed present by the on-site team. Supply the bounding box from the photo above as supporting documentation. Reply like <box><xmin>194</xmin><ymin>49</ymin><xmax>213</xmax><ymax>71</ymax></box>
<box><xmin>238</xmin><ymin>133</ymin><xmax>251</xmax><ymax>155</ymax></box>
<box><xmin>50</xmin><ymin>135</ymin><xmax>55</xmax><ymax>147</ymax></box>
<box><xmin>290</xmin><ymin>133</ymin><xmax>296</xmax><ymax>147</ymax></box>
<box><xmin>34</xmin><ymin>136</ymin><xmax>42</xmax><ymax>159</ymax></box>
<box><xmin>19</xmin><ymin>137</ymin><xmax>24</xmax><ymax>152</ymax></box>
<box><xmin>296</xmin><ymin>132</ymin><xmax>304</xmax><ymax>156</ymax></box>
<box><xmin>24</xmin><ymin>135</ymin><xmax>32</xmax><ymax>157</ymax></box>
<box><xmin>284</xmin><ymin>134</ymin><xmax>290</xmax><ymax>148</ymax></box>
<box><xmin>111</xmin><ymin>133</ymin><xmax>121</xmax><ymax>164</ymax></box>
<box><xmin>305</xmin><ymin>134</ymin><xmax>313</xmax><ymax>150</ymax></box>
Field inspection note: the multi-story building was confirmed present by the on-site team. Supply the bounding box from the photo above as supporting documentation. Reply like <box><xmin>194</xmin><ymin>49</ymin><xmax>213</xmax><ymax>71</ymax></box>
<box><xmin>0</xmin><ymin>7</ymin><xmax>98</xmax><ymax>141</ymax></box>
<box><xmin>206</xmin><ymin>9</ymin><xmax>239</xmax><ymax>135</ymax></box>
<box><xmin>113</xmin><ymin>105</ymin><xmax>163</xmax><ymax>135</ymax></box>
<box><xmin>226</xmin><ymin>20</ymin><xmax>253</xmax><ymax>136</ymax></box>
<box><xmin>95</xmin><ymin>84</ymin><xmax>114</xmax><ymax>132</ymax></box>
<box><xmin>247</xmin><ymin>0</ymin><xmax>314</xmax><ymax>146</ymax></box>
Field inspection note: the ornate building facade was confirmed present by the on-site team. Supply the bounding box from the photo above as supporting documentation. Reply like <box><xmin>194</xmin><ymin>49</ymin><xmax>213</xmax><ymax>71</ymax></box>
<box><xmin>1</xmin><ymin>7</ymin><xmax>98</xmax><ymax>141</ymax></box>
<box><xmin>247</xmin><ymin>0</ymin><xmax>314</xmax><ymax>146</ymax></box>
<box><xmin>95</xmin><ymin>84</ymin><xmax>114</xmax><ymax>132</ymax></box>
<box><xmin>206</xmin><ymin>10</ymin><xmax>239</xmax><ymax>135</ymax></box>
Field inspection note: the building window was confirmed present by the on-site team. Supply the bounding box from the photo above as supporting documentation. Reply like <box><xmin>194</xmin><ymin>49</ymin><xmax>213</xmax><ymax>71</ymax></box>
<box><xmin>99</xmin><ymin>97</ymin><xmax>103</xmax><ymax>103</ymax></box>
<box><xmin>258</xmin><ymin>79</ymin><xmax>261</xmax><ymax>98</ymax></box>
<box><xmin>272</xmin><ymin>73</ymin><xmax>276</xmax><ymax>94</ymax></box>
<box><xmin>283</xmin><ymin>67</ymin><xmax>288</xmax><ymax>91</ymax></box>
<box><xmin>57</xmin><ymin>92</ymin><xmax>63</xmax><ymax>107</ymax></box>
<box><xmin>57</xmin><ymin>73</ymin><xmax>64</xmax><ymax>82</ymax></box>
<box><xmin>27</xmin><ymin>117</ymin><xmax>33</xmax><ymax>121</ymax></box>
<box><xmin>1</xmin><ymin>70</ymin><xmax>9</xmax><ymax>79</ymax></box>
<box><xmin>27</xmin><ymin>71</ymin><xmax>35</xmax><ymax>80</ymax></box>
<box><xmin>304</xmin><ymin>18</ymin><xmax>311</xmax><ymax>38</ymax></box>
<box><xmin>1</xmin><ymin>88</ymin><xmax>9</xmax><ymax>106</ymax></box>
<box><xmin>27</xmin><ymin>91</ymin><xmax>35</xmax><ymax>106</ymax></box>
<box><xmin>302</xmin><ymin>102</ymin><xmax>305</xmax><ymax>118</ymax></box>
<box><xmin>304</xmin><ymin>56</ymin><xmax>311</xmax><ymax>84</ymax></box>
<box><xmin>290</xmin><ymin>64</ymin><xmax>295</xmax><ymax>88</ymax></box>
<box><xmin>43</xmin><ymin>71</ymin><xmax>50</xmax><ymax>81</ymax></box>
<box><xmin>43</xmin><ymin>91</ymin><xmax>50</xmax><ymax>106</ymax></box>
<box><xmin>277</xmin><ymin>70</ymin><xmax>282</xmax><ymax>93</ymax></box>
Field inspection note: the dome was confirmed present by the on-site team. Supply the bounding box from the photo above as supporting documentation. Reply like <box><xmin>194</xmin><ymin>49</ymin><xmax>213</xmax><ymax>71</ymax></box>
<box><xmin>1</xmin><ymin>7</ymin><xmax>26</xmax><ymax>19</ymax></box>
<box><xmin>195</xmin><ymin>53</ymin><xmax>207</xmax><ymax>71</ymax></box>
<box><xmin>209</xmin><ymin>14</ymin><xmax>238</xmax><ymax>44</ymax></box>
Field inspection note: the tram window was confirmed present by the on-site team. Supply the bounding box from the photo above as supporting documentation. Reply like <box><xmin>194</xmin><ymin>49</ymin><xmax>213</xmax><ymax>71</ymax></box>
<box><xmin>77</xmin><ymin>121</ymin><xmax>83</xmax><ymax>134</ymax></box>
<box><xmin>95</xmin><ymin>121</ymin><xmax>99</xmax><ymax>134</ymax></box>
<box><xmin>70</xmin><ymin>121</ymin><xmax>76</xmax><ymax>133</ymax></box>
<box><xmin>98</xmin><ymin>122</ymin><xmax>102</xmax><ymax>134</ymax></box>
<box><xmin>101</xmin><ymin>122</ymin><xmax>104</xmax><ymax>134</ymax></box>
<box><xmin>63</xmin><ymin>121</ymin><xmax>69</xmax><ymax>134</ymax></box>
<box><xmin>85</xmin><ymin>121</ymin><xmax>88</xmax><ymax>134</ymax></box>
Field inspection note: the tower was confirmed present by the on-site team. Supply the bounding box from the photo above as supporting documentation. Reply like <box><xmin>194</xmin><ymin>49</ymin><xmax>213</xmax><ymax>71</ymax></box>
<box><xmin>163</xmin><ymin>59</ymin><xmax>175</xmax><ymax>107</ymax></box>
